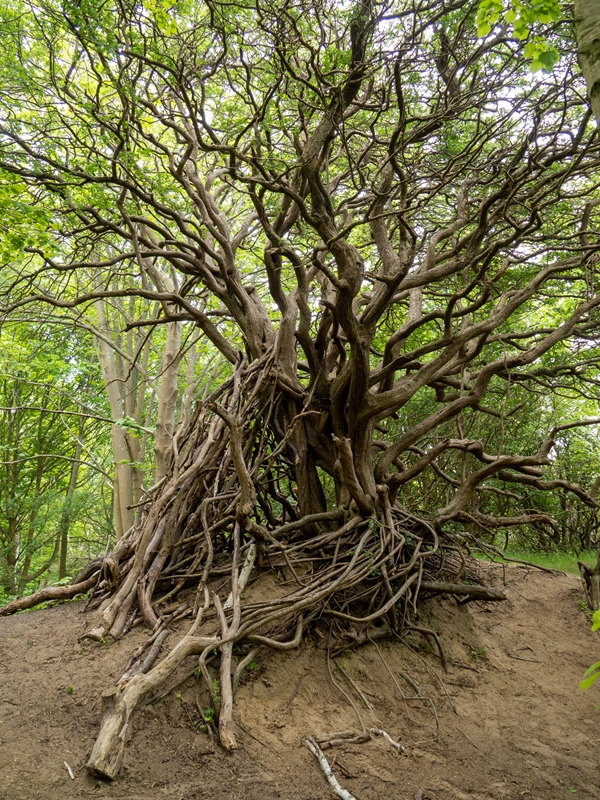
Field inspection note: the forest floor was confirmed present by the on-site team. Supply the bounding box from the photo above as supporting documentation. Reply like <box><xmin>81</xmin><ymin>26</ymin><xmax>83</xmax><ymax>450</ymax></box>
<box><xmin>1</xmin><ymin>564</ymin><xmax>599</xmax><ymax>800</ymax></box>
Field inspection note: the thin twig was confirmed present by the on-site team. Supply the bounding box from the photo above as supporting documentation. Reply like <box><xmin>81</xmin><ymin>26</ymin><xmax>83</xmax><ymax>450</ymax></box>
<box><xmin>457</xmin><ymin>726</ymin><xmax>479</xmax><ymax>750</ymax></box>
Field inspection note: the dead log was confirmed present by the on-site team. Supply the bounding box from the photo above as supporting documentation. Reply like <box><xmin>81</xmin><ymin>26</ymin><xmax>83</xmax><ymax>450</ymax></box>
<box><xmin>0</xmin><ymin>574</ymin><xmax>99</xmax><ymax>616</ymax></box>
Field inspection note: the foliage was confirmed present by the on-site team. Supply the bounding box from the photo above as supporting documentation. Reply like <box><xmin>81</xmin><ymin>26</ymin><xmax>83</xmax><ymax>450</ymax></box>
<box><xmin>580</xmin><ymin>610</ymin><xmax>600</xmax><ymax>692</ymax></box>
<box><xmin>476</xmin><ymin>0</ymin><xmax>561</xmax><ymax>71</ymax></box>
<box><xmin>0</xmin><ymin>321</ymin><xmax>112</xmax><ymax>597</ymax></box>
<box><xmin>478</xmin><ymin>549</ymin><xmax>598</xmax><ymax>574</ymax></box>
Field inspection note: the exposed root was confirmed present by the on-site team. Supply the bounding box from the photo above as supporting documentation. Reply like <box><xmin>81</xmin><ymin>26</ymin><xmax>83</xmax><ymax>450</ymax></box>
<box><xmin>118</xmin><ymin>629</ymin><xmax>169</xmax><ymax>686</ymax></box>
<box><xmin>87</xmin><ymin>633</ymin><xmax>218</xmax><ymax>779</ymax></box>
<box><xmin>0</xmin><ymin>359</ymin><xmax>507</xmax><ymax>778</ymax></box>
<box><xmin>419</xmin><ymin>581</ymin><xmax>506</xmax><ymax>603</ymax></box>
<box><xmin>403</xmin><ymin>625</ymin><xmax>448</xmax><ymax>672</ymax></box>
<box><xmin>336</xmin><ymin>661</ymin><xmax>375</xmax><ymax>711</ymax></box>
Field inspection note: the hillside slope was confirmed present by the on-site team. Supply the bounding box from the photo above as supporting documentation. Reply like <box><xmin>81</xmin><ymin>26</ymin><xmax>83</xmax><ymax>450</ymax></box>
<box><xmin>0</xmin><ymin>565</ymin><xmax>598</xmax><ymax>800</ymax></box>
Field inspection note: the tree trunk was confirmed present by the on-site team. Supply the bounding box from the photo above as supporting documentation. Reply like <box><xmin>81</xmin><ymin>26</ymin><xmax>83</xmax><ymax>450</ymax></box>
<box><xmin>95</xmin><ymin>300</ymin><xmax>134</xmax><ymax>539</ymax></box>
<box><xmin>142</xmin><ymin>260</ymin><xmax>185</xmax><ymax>482</ymax></box>
<box><xmin>580</xmin><ymin>549</ymin><xmax>600</xmax><ymax>611</ymax></box>
<box><xmin>2</xmin><ymin>519</ymin><xmax>18</xmax><ymax>595</ymax></box>
<box><xmin>154</xmin><ymin>319</ymin><xmax>182</xmax><ymax>481</ymax></box>
<box><xmin>575</xmin><ymin>0</ymin><xmax>600</xmax><ymax>123</ymax></box>
<box><xmin>59</xmin><ymin>427</ymin><xmax>85</xmax><ymax>580</ymax></box>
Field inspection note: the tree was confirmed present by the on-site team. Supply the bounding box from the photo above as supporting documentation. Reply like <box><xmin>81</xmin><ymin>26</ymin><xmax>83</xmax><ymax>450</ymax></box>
<box><xmin>574</xmin><ymin>0</ymin><xmax>600</xmax><ymax>123</ymax></box>
<box><xmin>473</xmin><ymin>0</ymin><xmax>600</xmax><ymax>127</ymax></box>
<box><xmin>2</xmin><ymin>0</ymin><xmax>600</xmax><ymax>777</ymax></box>
<box><xmin>0</xmin><ymin>320</ymin><xmax>111</xmax><ymax>597</ymax></box>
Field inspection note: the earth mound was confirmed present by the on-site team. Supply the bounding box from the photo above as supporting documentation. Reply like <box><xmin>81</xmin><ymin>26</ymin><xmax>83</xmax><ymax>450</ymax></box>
<box><xmin>0</xmin><ymin>565</ymin><xmax>598</xmax><ymax>800</ymax></box>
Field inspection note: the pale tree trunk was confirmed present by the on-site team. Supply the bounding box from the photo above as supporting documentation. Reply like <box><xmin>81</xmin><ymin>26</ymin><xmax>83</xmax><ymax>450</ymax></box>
<box><xmin>117</xmin><ymin>299</ymin><xmax>147</xmax><ymax>507</ymax></box>
<box><xmin>175</xmin><ymin>335</ymin><xmax>201</xmax><ymax>435</ymax></box>
<box><xmin>93</xmin><ymin>276</ymin><xmax>189</xmax><ymax>532</ymax></box>
<box><xmin>154</xmin><ymin>319</ymin><xmax>182</xmax><ymax>481</ymax></box>
<box><xmin>95</xmin><ymin>300</ymin><xmax>134</xmax><ymax>539</ymax></box>
<box><xmin>142</xmin><ymin>260</ymin><xmax>184</xmax><ymax>482</ymax></box>
<box><xmin>575</xmin><ymin>0</ymin><xmax>600</xmax><ymax>123</ymax></box>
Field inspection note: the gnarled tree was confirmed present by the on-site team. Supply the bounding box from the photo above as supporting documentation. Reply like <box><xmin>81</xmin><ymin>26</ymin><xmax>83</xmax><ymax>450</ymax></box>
<box><xmin>1</xmin><ymin>0</ymin><xmax>600</xmax><ymax>777</ymax></box>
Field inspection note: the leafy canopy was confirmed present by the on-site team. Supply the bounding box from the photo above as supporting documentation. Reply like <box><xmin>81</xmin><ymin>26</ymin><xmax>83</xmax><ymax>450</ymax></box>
<box><xmin>477</xmin><ymin>0</ymin><xmax>561</xmax><ymax>71</ymax></box>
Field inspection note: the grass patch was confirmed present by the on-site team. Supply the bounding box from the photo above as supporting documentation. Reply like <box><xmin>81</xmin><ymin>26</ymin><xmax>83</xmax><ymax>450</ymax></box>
<box><xmin>475</xmin><ymin>549</ymin><xmax>598</xmax><ymax>574</ymax></box>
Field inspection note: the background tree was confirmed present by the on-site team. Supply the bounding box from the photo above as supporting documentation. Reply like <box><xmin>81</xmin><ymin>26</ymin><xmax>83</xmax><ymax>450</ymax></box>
<box><xmin>0</xmin><ymin>320</ymin><xmax>112</xmax><ymax>598</ymax></box>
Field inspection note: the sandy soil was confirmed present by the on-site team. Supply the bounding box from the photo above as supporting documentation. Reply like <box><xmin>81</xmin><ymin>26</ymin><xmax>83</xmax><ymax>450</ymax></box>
<box><xmin>1</xmin><ymin>565</ymin><xmax>599</xmax><ymax>800</ymax></box>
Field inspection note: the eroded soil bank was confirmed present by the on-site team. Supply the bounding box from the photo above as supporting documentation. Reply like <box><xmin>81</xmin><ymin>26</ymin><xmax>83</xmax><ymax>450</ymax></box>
<box><xmin>1</xmin><ymin>565</ymin><xmax>598</xmax><ymax>800</ymax></box>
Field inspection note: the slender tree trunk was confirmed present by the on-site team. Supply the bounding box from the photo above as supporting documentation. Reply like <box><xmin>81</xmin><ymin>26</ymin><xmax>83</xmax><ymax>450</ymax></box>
<box><xmin>3</xmin><ymin>519</ymin><xmax>18</xmax><ymax>595</ymax></box>
<box><xmin>95</xmin><ymin>301</ymin><xmax>134</xmax><ymax>539</ymax></box>
<box><xmin>142</xmin><ymin>260</ymin><xmax>185</xmax><ymax>483</ymax></box>
<box><xmin>120</xmin><ymin>304</ymin><xmax>147</xmax><ymax>507</ymax></box>
<box><xmin>58</xmin><ymin>427</ymin><xmax>84</xmax><ymax>579</ymax></box>
<box><xmin>154</xmin><ymin>319</ymin><xmax>182</xmax><ymax>481</ymax></box>
<box><xmin>18</xmin><ymin>402</ymin><xmax>48</xmax><ymax>596</ymax></box>
<box><xmin>580</xmin><ymin>549</ymin><xmax>600</xmax><ymax>611</ymax></box>
<box><xmin>177</xmin><ymin>336</ymin><xmax>201</xmax><ymax>432</ymax></box>
<box><xmin>17</xmin><ymin>454</ymin><xmax>44</xmax><ymax>596</ymax></box>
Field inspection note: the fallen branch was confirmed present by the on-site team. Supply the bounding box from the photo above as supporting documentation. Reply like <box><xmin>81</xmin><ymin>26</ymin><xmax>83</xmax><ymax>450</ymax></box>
<box><xmin>320</xmin><ymin>733</ymin><xmax>371</xmax><ymax>749</ymax></box>
<box><xmin>369</xmin><ymin>727</ymin><xmax>404</xmax><ymax>752</ymax></box>
<box><xmin>305</xmin><ymin>737</ymin><xmax>357</xmax><ymax>800</ymax></box>
<box><xmin>313</xmin><ymin>731</ymin><xmax>357</xmax><ymax>743</ymax></box>
<box><xmin>0</xmin><ymin>574</ymin><xmax>99</xmax><ymax>616</ymax></box>
<box><xmin>86</xmin><ymin>632</ymin><xmax>218</xmax><ymax>778</ymax></box>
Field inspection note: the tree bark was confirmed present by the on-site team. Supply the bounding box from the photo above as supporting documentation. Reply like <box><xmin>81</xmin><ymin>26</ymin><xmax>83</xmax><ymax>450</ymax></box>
<box><xmin>154</xmin><ymin>319</ymin><xmax>182</xmax><ymax>481</ymax></box>
<box><xmin>575</xmin><ymin>0</ymin><xmax>600</xmax><ymax>123</ymax></box>
<box><xmin>0</xmin><ymin>573</ymin><xmax>99</xmax><ymax>615</ymax></box>
<box><xmin>95</xmin><ymin>300</ymin><xmax>134</xmax><ymax>539</ymax></box>
<box><xmin>579</xmin><ymin>549</ymin><xmax>600</xmax><ymax>610</ymax></box>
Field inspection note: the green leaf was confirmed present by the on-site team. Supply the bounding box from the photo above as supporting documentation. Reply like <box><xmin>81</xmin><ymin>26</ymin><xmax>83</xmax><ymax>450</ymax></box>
<box><xmin>538</xmin><ymin>49</ymin><xmax>559</xmax><ymax>71</ymax></box>
<box><xmin>114</xmin><ymin>416</ymin><xmax>155</xmax><ymax>436</ymax></box>
<box><xmin>582</xmin><ymin>661</ymin><xmax>600</xmax><ymax>677</ymax></box>
<box><xmin>580</xmin><ymin>661</ymin><xmax>600</xmax><ymax>690</ymax></box>
<box><xmin>477</xmin><ymin>22</ymin><xmax>492</xmax><ymax>37</ymax></box>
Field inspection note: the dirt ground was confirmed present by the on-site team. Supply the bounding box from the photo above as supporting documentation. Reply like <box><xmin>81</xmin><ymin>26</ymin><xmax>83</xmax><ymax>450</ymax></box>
<box><xmin>1</xmin><ymin>565</ymin><xmax>599</xmax><ymax>800</ymax></box>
